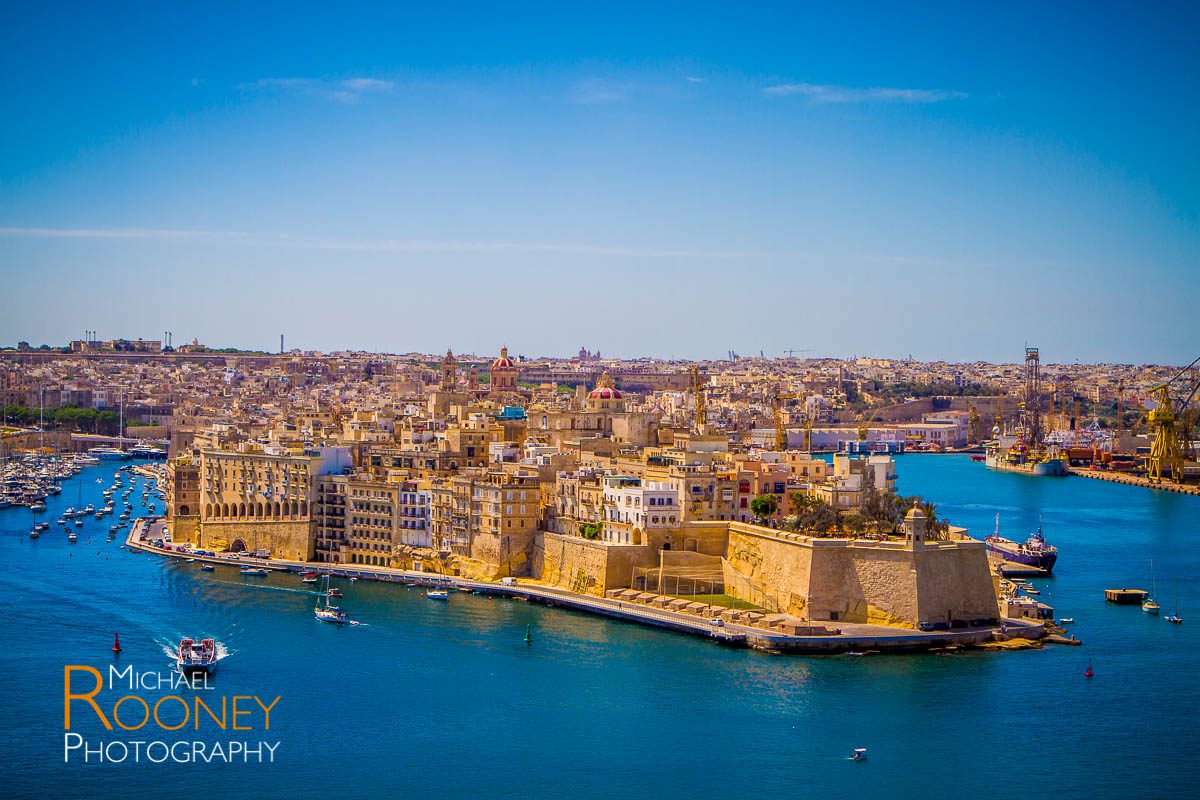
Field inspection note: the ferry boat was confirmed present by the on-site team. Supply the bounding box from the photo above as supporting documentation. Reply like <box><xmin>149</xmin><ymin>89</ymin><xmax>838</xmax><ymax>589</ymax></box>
<box><xmin>984</xmin><ymin>517</ymin><xmax>1058</xmax><ymax>573</ymax></box>
<box><xmin>177</xmin><ymin>637</ymin><xmax>218</xmax><ymax>674</ymax></box>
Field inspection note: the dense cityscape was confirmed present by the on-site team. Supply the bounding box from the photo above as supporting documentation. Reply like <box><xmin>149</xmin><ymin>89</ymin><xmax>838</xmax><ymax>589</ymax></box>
<box><xmin>3</xmin><ymin>339</ymin><xmax>1196</xmax><ymax>647</ymax></box>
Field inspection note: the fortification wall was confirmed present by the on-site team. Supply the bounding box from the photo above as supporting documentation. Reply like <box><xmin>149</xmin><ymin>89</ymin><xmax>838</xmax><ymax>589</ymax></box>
<box><xmin>723</xmin><ymin>527</ymin><xmax>815</xmax><ymax>616</ymax></box>
<box><xmin>914</xmin><ymin>542</ymin><xmax>1001</xmax><ymax>625</ymax></box>
<box><xmin>197</xmin><ymin>519</ymin><xmax>314</xmax><ymax>561</ymax></box>
<box><xmin>532</xmin><ymin>532</ymin><xmax>656</xmax><ymax>596</ymax></box>
<box><xmin>720</xmin><ymin>523</ymin><xmax>997</xmax><ymax>628</ymax></box>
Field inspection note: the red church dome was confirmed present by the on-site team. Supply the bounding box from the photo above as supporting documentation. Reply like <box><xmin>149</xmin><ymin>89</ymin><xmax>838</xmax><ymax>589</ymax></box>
<box><xmin>492</xmin><ymin>346</ymin><xmax>515</xmax><ymax>370</ymax></box>
<box><xmin>588</xmin><ymin>386</ymin><xmax>622</xmax><ymax>400</ymax></box>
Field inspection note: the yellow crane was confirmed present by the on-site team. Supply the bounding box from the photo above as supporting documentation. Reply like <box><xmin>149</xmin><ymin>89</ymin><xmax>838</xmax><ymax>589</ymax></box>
<box><xmin>1146</xmin><ymin>355</ymin><xmax>1200</xmax><ymax>483</ymax></box>
<box><xmin>856</xmin><ymin>407</ymin><xmax>877</xmax><ymax>442</ymax></box>
<box><xmin>967</xmin><ymin>404</ymin><xmax>982</xmax><ymax>444</ymax></box>
<box><xmin>1147</xmin><ymin>384</ymin><xmax>1184</xmax><ymax>483</ymax></box>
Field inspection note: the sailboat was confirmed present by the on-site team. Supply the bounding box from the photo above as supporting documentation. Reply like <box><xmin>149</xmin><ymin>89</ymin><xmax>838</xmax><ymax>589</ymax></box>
<box><xmin>1142</xmin><ymin>560</ymin><xmax>1160</xmax><ymax>615</ymax></box>
<box><xmin>314</xmin><ymin>575</ymin><xmax>349</xmax><ymax>624</ymax></box>
<box><xmin>1165</xmin><ymin>584</ymin><xmax>1183</xmax><ymax>624</ymax></box>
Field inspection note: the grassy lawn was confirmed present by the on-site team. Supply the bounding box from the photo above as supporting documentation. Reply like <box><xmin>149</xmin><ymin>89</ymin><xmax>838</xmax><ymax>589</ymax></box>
<box><xmin>675</xmin><ymin>593</ymin><xmax>764</xmax><ymax>611</ymax></box>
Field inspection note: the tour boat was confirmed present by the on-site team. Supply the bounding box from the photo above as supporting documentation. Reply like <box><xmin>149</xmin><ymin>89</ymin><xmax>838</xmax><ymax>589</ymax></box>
<box><xmin>176</xmin><ymin>637</ymin><xmax>218</xmax><ymax>674</ymax></box>
<box><xmin>314</xmin><ymin>576</ymin><xmax>350</xmax><ymax>623</ymax></box>
<box><xmin>426</xmin><ymin>589</ymin><xmax>450</xmax><ymax>601</ymax></box>
<box><xmin>240</xmin><ymin>567</ymin><xmax>269</xmax><ymax>576</ymax></box>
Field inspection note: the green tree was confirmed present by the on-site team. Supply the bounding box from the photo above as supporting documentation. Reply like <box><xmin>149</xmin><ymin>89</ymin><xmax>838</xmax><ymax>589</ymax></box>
<box><xmin>749</xmin><ymin>494</ymin><xmax>778</xmax><ymax>521</ymax></box>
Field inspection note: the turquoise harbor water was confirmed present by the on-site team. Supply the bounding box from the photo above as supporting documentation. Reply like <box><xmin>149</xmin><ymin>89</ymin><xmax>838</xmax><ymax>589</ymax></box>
<box><xmin>1</xmin><ymin>456</ymin><xmax>1197</xmax><ymax>799</ymax></box>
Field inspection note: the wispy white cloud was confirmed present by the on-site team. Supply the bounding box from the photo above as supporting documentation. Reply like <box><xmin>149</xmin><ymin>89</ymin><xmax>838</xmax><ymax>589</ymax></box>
<box><xmin>763</xmin><ymin>82</ymin><xmax>966</xmax><ymax>104</ymax></box>
<box><xmin>684</xmin><ymin>76</ymin><xmax>705</xmax><ymax>84</ymax></box>
<box><xmin>0</xmin><ymin>226</ymin><xmax>755</xmax><ymax>259</ymax></box>
<box><xmin>566</xmin><ymin>78</ymin><xmax>632</xmax><ymax>105</ymax></box>
<box><xmin>239</xmin><ymin>76</ymin><xmax>396</xmax><ymax>103</ymax></box>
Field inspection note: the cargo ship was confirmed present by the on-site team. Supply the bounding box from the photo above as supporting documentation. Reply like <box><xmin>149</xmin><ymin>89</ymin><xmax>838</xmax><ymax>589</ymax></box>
<box><xmin>985</xmin><ymin>517</ymin><xmax>1058</xmax><ymax>573</ymax></box>
<box><xmin>984</xmin><ymin>435</ymin><xmax>1067</xmax><ymax>477</ymax></box>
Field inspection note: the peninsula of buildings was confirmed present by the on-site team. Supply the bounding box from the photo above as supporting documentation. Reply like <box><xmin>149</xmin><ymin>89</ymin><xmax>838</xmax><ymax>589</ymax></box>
<box><xmin>4</xmin><ymin>340</ymin><xmax>1196</xmax><ymax>647</ymax></box>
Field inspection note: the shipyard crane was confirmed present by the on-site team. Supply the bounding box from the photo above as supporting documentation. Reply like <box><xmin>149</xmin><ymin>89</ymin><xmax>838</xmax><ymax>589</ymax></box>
<box><xmin>783</xmin><ymin>349</ymin><xmax>814</xmax><ymax>359</ymax></box>
<box><xmin>967</xmin><ymin>404</ymin><xmax>982</xmax><ymax>444</ymax></box>
<box><xmin>1146</xmin><ymin>355</ymin><xmax>1200</xmax><ymax>483</ymax></box>
<box><xmin>691</xmin><ymin>365</ymin><xmax>707</xmax><ymax>433</ymax></box>
<box><xmin>856</xmin><ymin>406</ymin><xmax>878</xmax><ymax>442</ymax></box>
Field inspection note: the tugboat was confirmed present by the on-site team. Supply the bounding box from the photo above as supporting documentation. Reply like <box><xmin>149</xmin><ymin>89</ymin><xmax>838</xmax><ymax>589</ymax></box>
<box><xmin>985</xmin><ymin>516</ymin><xmax>1058</xmax><ymax>573</ymax></box>
<box><xmin>176</xmin><ymin>637</ymin><xmax>219</xmax><ymax>674</ymax></box>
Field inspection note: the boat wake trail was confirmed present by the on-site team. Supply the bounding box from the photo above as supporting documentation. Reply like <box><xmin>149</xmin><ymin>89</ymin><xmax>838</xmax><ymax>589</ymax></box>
<box><xmin>205</xmin><ymin>578</ymin><xmax>321</xmax><ymax>596</ymax></box>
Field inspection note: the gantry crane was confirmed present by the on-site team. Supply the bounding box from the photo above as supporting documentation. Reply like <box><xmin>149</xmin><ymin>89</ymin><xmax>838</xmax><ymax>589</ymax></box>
<box><xmin>967</xmin><ymin>404</ymin><xmax>982</xmax><ymax>444</ymax></box>
<box><xmin>1146</xmin><ymin>355</ymin><xmax>1200</xmax><ymax>483</ymax></box>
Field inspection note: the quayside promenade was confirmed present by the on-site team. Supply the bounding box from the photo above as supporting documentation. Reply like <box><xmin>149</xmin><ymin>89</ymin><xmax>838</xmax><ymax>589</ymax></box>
<box><xmin>125</xmin><ymin>520</ymin><xmax>1043</xmax><ymax>654</ymax></box>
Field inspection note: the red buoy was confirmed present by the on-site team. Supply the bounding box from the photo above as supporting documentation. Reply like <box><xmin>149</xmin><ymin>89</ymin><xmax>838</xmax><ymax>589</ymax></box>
<box><xmin>1084</xmin><ymin>661</ymin><xmax>1093</xmax><ymax>678</ymax></box>
<box><xmin>112</xmin><ymin>632</ymin><xmax>122</xmax><ymax>653</ymax></box>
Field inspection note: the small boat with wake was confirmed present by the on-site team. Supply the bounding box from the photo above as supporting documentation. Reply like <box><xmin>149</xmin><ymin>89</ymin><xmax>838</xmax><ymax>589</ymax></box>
<box><xmin>850</xmin><ymin>748</ymin><xmax>868</xmax><ymax>762</ymax></box>
<box><xmin>314</xmin><ymin>576</ymin><xmax>349</xmax><ymax>624</ymax></box>
<box><xmin>177</xmin><ymin>637</ymin><xmax>219</xmax><ymax>675</ymax></box>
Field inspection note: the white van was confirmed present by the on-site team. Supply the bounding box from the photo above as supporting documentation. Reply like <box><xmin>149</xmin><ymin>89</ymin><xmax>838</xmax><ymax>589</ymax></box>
<box><xmin>499</xmin><ymin>577</ymin><xmax>517</xmax><ymax>586</ymax></box>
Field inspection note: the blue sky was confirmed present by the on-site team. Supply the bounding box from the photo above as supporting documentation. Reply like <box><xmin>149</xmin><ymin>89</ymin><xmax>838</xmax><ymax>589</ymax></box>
<box><xmin>1</xmin><ymin>1</ymin><xmax>1197</xmax><ymax>364</ymax></box>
